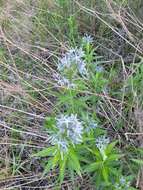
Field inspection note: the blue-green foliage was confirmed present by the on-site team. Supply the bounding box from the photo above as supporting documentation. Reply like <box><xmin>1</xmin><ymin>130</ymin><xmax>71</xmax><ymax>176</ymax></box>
<box><xmin>33</xmin><ymin>34</ymin><xmax>137</xmax><ymax>189</ymax></box>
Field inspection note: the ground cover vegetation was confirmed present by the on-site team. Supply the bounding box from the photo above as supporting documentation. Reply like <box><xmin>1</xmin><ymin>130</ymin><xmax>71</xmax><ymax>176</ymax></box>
<box><xmin>0</xmin><ymin>0</ymin><xmax>143</xmax><ymax>189</ymax></box>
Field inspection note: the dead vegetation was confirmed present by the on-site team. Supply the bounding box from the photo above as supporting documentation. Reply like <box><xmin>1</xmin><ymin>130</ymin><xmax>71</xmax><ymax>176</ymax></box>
<box><xmin>0</xmin><ymin>0</ymin><xmax>143</xmax><ymax>189</ymax></box>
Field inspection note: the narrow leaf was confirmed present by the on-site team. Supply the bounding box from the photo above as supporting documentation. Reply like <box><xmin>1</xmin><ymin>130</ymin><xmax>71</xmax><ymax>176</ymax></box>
<box><xmin>59</xmin><ymin>154</ymin><xmax>68</xmax><ymax>184</ymax></box>
<box><xmin>32</xmin><ymin>146</ymin><xmax>56</xmax><ymax>157</ymax></box>
<box><xmin>69</xmin><ymin>149</ymin><xmax>81</xmax><ymax>176</ymax></box>
<box><xmin>85</xmin><ymin>162</ymin><xmax>102</xmax><ymax>173</ymax></box>
<box><xmin>132</xmin><ymin>159</ymin><xmax>143</xmax><ymax>165</ymax></box>
<box><xmin>102</xmin><ymin>166</ymin><xmax>109</xmax><ymax>184</ymax></box>
<box><xmin>105</xmin><ymin>141</ymin><xmax>118</xmax><ymax>155</ymax></box>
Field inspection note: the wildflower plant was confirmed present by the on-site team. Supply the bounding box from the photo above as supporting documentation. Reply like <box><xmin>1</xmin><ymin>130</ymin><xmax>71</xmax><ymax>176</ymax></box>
<box><xmin>82</xmin><ymin>34</ymin><xmax>94</xmax><ymax>45</ymax></box>
<box><xmin>33</xmin><ymin>114</ymin><xmax>84</xmax><ymax>184</ymax></box>
<box><xmin>51</xmin><ymin>114</ymin><xmax>83</xmax><ymax>151</ymax></box>
<box><xmin>88</xmin><ymin>120</ymin><xmax>98</xmax><ymax>131</ymax></box>
<box><xmin>95</xmin><ymin>135</ymin><xmax>110</xmax><ymax>161</ymax></box>
<box><xmin>55</xmin><ymin>34</ymin><xmax>107</xmax><ymax>115</ymax></box>
<box><xmin>113</xmin><ymin>176</ymin><xmax>137</xmax><ymax>190</ymax></box>
<box><xmin>58</xmin><ymin>47</ymin><xmax>88</xmax><ymax>76</ymax></box>
<box><xmin>33</xmin><ymin>34</ymin><xmax>135</xmax><ymax>189</ymax></box>
<box><xmin>53</xmin><ymin>73</ymin><xmax>76</xmax><ymax>89</ymax></box>
<box><xmin>114</xmin><ymin>176</ymin><xmax>130</xmax><ymax>190</ymax></box>
<box><xmin>85</xmin><ymin>137</ymin><xmax>123</xmax><ymax>187</ymax></box>
<box><xmin>1</xmin><ymin>0</ymin><xmax>141</xmax><ymax>189</ymax></box>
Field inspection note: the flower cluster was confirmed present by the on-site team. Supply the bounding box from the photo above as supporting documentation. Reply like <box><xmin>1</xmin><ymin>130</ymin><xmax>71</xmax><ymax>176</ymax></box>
<box><xmin>82</xmin><ymin>34</ymin><xmax>93</xmax><ymax>44</ymax></box>
<box><xmin>114</xmin><ymin>177</ymin><xmax>130</xmax><ymax>190</ymax></box>
<box><xmin>58</xmin><ymin>47</ymin><xmax>88</xmax><ymax>76</ymax></box>
<box><xmin>95</xmin><ymin>135</ymin><xmax>110</xmax><ymax>160</ymax></box>
<box><xmin>50</xmin><ymin>114</ymin><xmax>83</xmax><ymax>153</ymax></box>
<box><xmin>51</xmin><ymin>135</ymin><xmax>69</xmax><ymax>153</ymax></box>
<box><xmin>96</xmin><ymin>135</ymin><xmax>110</xmax><ymax>152</ymax></box>
<box><xmin>89</xmin><ymin>121</ymin><xmax>97</xmax><ymax>130</ymax></box>
<box><xmin>96</xmin><ymin>135</ymin><xmax>110</xmax><ymax>151</ymax></box>
<box><xmin>55</xmin><ymin>34</ymin><xmax>94</xmax><ymax>88</ymax></box>
<box><xmin>53</xmin><ymin>73</ymin><xmax>76</xmax><ymax>89</ymax></box>
<box><xmin>95</xmin><ymin>65</ymin><xmax>104</xmax><ymax>73</ymax></box>
<box><xmin>85</xmin><ymin>120</ymin><xmax>97</xmax><ymax>132</ymax></box>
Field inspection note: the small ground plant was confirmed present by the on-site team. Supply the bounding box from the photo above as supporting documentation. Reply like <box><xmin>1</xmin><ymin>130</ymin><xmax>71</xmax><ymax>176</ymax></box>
<box><xmin>0</xmin><ymin>0</ymin><xmax>143</xmax><ymax>189</ymax></box>
<box><xmin>33</xmin><ymin>35</ymin><xmax>138</xmax><ymax>189</ymax></box>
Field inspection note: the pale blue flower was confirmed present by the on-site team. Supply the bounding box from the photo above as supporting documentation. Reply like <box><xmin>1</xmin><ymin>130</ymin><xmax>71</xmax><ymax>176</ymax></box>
<box><xmin>58</xmin><ymin>47</ymin><xmax>85</xmax><ymax>71</ymax></box>
<box><xmin>50</xmin><ymin>135</ymin><xmax>69</xmax><ymax>153</ymax></box>
<box><xmin>68</xmin><ymin>47</ymin><xmax>85</xmax><ymax>60</ymax></box>
<box><xmin>58</xmin><ymin>47</ymin><xmax>88</xmax><ymax>75</ymax></box>
<box><xmin>89</xmin><ymin>121</ymin><xmax>97</xmax><ymax>130</ymax></box>
<box><xmin>57</xmin><ymin>56</ymin><xmax>71</xmax><ymax>71</ymax></box>
<box><xmin>95</xmin><ymin>65</ymin><xmax>104</xmax><ymax>72</ymax></box>
<box><xmin>114</xmin><ymin>177</ymin><xmax>130</xmax><ymax>190</ymax></box>
<box><xmin>96</xmin><ymin>135</ymin><xmax>110</xmax><ymax>151</ymax></box>
<box><xmin>103</xmin><ymin>86</ymin><xmax>109</xmax><ymax>94</ymax></box>
<box><xmin>85</xmin><ymin>120</ymin><xmax>98</xmax><ymax>133</ymax></box>
<box><xmin>82</xmin><ymin>34</ymin><xmax>93</xmax><ymax>44</ymax></box>
<box><xmin>50</xmin><ymin>114</ymin><xmax>83</xmax><ymax>153</ymax></box>
<box><xmin>78</xmin><ymin>60</ymin><xmax>88</xmax><ymax>76</ymax></box>
<box><xmin>56</xmin><ymin>114</ymin><xmax>83</xmax><ymax>145</ymax></box>
<box><xmin>53</xmin><ymin>73</ymin><xmax>76</xmax><ymax>89</ymax></box>
<box><xmin>96</xmin><ymin>135</ymin><xmax>110</xmax><ymax>160</ymax></box>
<box><xmin>120</xmin><ymin>177</ymin><xmax>126</xmax><ymax>184</ymax></box>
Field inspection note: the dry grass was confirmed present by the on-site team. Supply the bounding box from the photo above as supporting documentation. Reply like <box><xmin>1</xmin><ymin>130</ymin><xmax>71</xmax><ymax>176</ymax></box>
<box><xmin>0</xmin><ymin>0</ymin><xmax>143</xmax><ymax>189</ymax></box>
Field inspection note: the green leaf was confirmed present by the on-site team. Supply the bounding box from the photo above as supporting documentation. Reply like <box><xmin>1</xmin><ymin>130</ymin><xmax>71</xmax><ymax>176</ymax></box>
<box><xmin>132</xmin><ymin>159</ymin><xmax>143</xmax><ymax>165</ymax></box>
<box><xmin>59</xmin><ymin>153</ymin><xmax>68</xmax><ymax>184</ymax></box>
<box><xmin>108</xmin><ymin>167</ymin><xmax>119</xmax><ymax>176</ymax></box>
<box><xmin>44</xmin><ymin>116</ymin><xmax>56</xmax><ymax>129</ymax></box>
<box><xmin>85</xmin><ymin>161</ymin><xmax>102</xmax><ymax>173</ymax></box>
<box><xmin>86</xmin><ymin>147</ymin><xmax>94</xmax><ymax>154</ymax></box>
<box><xmin>43</xmin><ymin>159</ymin><xmax>53</xmax><ymax>176</ymax></box>
<box><xmin>42</xmin><ymin>152</ymin><xmax>60</xmax><ymax>176</ymax></box>
<box><xmin>102</xmin><ymin>166</ymin><xmax>109</xmax><ymax>184</ymax></box>
<box><xmin>105</xmin><ymin>141</ymin><xmax>118</xmax><ymax>155</ymax></box>
<box><xmin>92</xmin><ymin>149</ymin><xmax>103</xmax><ymax>160</ymax></box>
<box><xmin>68</xmin><ymin>149</ymin><xmax>81</xmax><ymax>176</ymax></box>
<box><xmin>79</xmin><ymin>156</ymin><xmax>91</xmax><ymax>164</ymax></box>
<box><xmin>94</xmin><ymin>128</ymin><xmax>105</xmax><ymax>137</ymax></box>
<box><xmin>138</xmin><ymin>148</ymin><xmax>143</xmax><ymax>154</ymax></box>
<box><xmin>129</xmin><ymin>188</ymin><xmax>138</xmax><ymax>190</ymax></box>
<box><xmin>106</xmin><ymin>154</ymin><xmax>123</xmax><ymax>162</ymax></box>
<box><xmin>86</xmin><ymin>146</ymin><xmax>100</xmax><ymax>158</ymax></box>
<box><xmin>32</xmin><ymin>146</ymin><xmax>56</xmax><ymax>157</ymax></box>
<box><xmin>52</xmin><ymin>151</ymin><xmax>60</xmax><ymax>168</ymax></box>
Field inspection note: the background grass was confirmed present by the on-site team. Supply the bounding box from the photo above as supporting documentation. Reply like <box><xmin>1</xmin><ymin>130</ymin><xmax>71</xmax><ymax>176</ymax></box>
<box><xmin>0</xmin><ymin>0</ymin><xmax>143</xmax><ymax>189</ymax></box>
